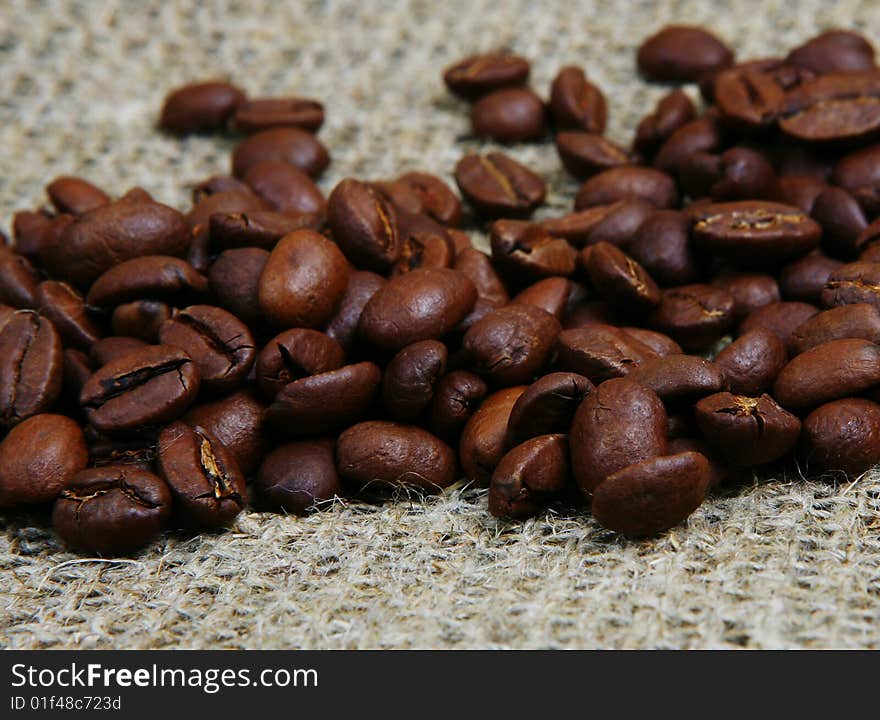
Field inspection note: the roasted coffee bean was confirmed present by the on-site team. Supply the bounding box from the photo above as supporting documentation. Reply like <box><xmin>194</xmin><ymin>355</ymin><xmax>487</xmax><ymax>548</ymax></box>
<box><xmin>489</xmin><ymin>434</ymin><xmax>570</xmax><ymax>519</ymax></box>
<box><xmin>0</xmin><ymin>248</ymin><xmax>40</xmax><ymax>308</ymax></box>
<box><xmin>34</xmin><ymin>281</ymin><xmax>103</xmax><ymax>351</ymax></box>
<box><xmin>739</xmin><ymin>300</ymin><xmax>819</xmax><ymax>344</ymax></box>
<box><xmin>779</xmin><ymin>251</ymin><xmax>842</xmax><ymax>303</ymax></box>
<box><xmin>193</xmin><ymin>175</ymin><xmax>252</xmax><ymax>204</ymax></box>
<box><xmin>650</xmin><ymin>284</ymin><xmax>734</xmax><ymax>351</ymax></box>
<box><xmin>789</xmin><ymin>304</ymin><xmax>880</xmax><ymax>356</ymax></box>
<box><xmin>393</xmin><ymin>223</ymin><xmax>455</xmax><ymax>275</ymax></box>
<box><xmin>324</xmin><ymin>270</ymin><xmax>386</xmax><ymax>354</ymax></box>
<box><xmin>53</xmin><ymin>467</ymin><xmax>171</xmax><ymax>554</ymax></box>
<box><xmin>621</xmin><ymin>327</ymin><xmax>682</xmax><ymax>356</ymax></box>
<box><xmin>454</xmin><ymin>247</ymin><xmax>509</xmax><ymax>307</ymax></box>
<box><xmin>592</xmin><ymin>451</ymin><xmax>709</xmax><ymax>537</ymax></box>
<box><xmin>787</xmin><ymin>30</ymin><xmax>876</xmax><ymax>76</ymax></box>
<box><xmin>187</xmin><ymin>187</ymin><xmax>267</xmax><ymax>232</ymax></box>
<box><xmin>585</xmin><ymin>241</ymin><xmax>661</xmax><ymax>312</ymax></box>
<box><xmin>326</xmin><ymin>178</ymin><xmax>400</xmax><ymax>272</ymax></box>
<box><xmin>489</xmin><ymin>220</ymin><xmax>578</xmax><ymax>283</ymax></box>
<box><xmin>570</xmin><ymin>377</ymin><xmax>668</xmax><ymax>495</ymax></box>
<box><xmin>695</xmin><ymin>392</ymin><xmax>801</xmax><ymax>464</ymax></box>
<box><xmin>57</xmin><ymin>201</ymin><xmax>190</xmax><ymax>288</ymax></box>
<box><xmin>242</xmin><ymin>160</ymin><xmax>326</xmax><ymax>217</ymax></box>
<box><xmin>337</xmin><ymin>420</ymin><xmax>457</xmax><ymax>492</ymax></box>
<box><xmin>637</xmin><ymin>25</ymin><xmax>733</xmax><ymax>82</ymax></box>
<box><xmin>359</xmin><ymin>268</ymin><xmax>476</xmax><ymax>352</ymax></box>
<box><xmin>575</xmin><ymin>166</ymin><xmax>678</xmax><ymax>210</ymax></box>
<box><xmin>454</xmin><ymin>152</ymin><xmax>546</xmax><ymax>219</ymax></box>
<box><xmin>774</xmin><ymin>338</ymin><xmax>880</xmax><ymax>411</ymax></box>
<box><xmin>234</xmin><ymin>96</ymin><xmax>324</xmax><ymax>133</ymax></box>
<box><xmin>257</xmin><ymin>229</ymin><xmax>349</xmax><ymax>329</ymax></box>
<box><xmin>548</xmin><ymin>65</ymin><xmax>607</xmax><ymax>133</ymax></box>
<box><xmin>459</xmin><ymin>385</ymin><xmax>526</xmax><ymax>484</ymax></box>
<box><xmin>184</xmin><ymin>389</ymin><xmax>268</xmax><ymax>475</ymax></box>
<box><xmin>821</xmin><ymin>261</ymin><xmax>880</xmax><ymax>310</ymax></box>
<box><xmin>159</xmin><ymin>81</ymin><xmax>245</xmax><ymax>134</ymax></box>
<box><xmin>80</xmin><ymin>345</ymin><xmax>200</xmax><ymax>433</ymax></box>
<box><xmin>811</xmin><ymin>187</ymin><xmax>868</xmax><ymax>259</ymax></box>
<box><xmin>543</xmin><ymin>201</ymin><xmax>652</xmax><ymax>250</ymax></box>
<box><xmin>429</xmin><ymin>371</ymin><xmax>489</xmax><ymax>442</ymax></box>
<box><xmin>394</xmin><ymin>172</ymin><xmax>462</xmax><ymax>227</ymax></box>
<box><xmin>46</xmin><ymin>176</ymin><xmax>109</xmax><ymax>216</ymax></box>
<box><xmin>61</xmin><ymin>348</ymin><xmax>93</xmax><ymax>404</ymax></box>
<box><xmin>87</xmin><ymin>255</ymin><xmax>207</xmax><ymax>308</ymax></box>
<box><xmin>505</xmin><ymin>372</ymin><xmax>592</xmax><ymax>446</ymax></box>
<box><xmin>256</xmin><ymin>328</ymin><xmax>345</xmax><ymax>399</ymax></box>
<box><xmin>0</xmin><ymin>413</ymin><xmax>88</xmax><ymax>506</ymax></box>
<box><xmin>267</xmin><ymin>362</ymin><xmax>381</xmax><ymax>435</ymax></box>
<box><xmin>626</xmin><ymin>210</ymin><xmax>700</xmax><ymax>287</ymax></box>
<box><xmin>87</xmin><ymin>432</ymin><xmax>157</xmax><ymax>473</ymax></box>
<box><xmin>654</xmin><ymin>113</ymin><xmax>723</xmax><ymax>175</ymax></box>
<box><xmin>634</xmin><ymin>89</ymin><xmax>696</xmax><ymax>156</ymax></box>
<box><xmin>255</xmin><ymin>439</ymin><xmax>342</xmax><ymax>514</ymax></box>
<box><xmin>12</xmin><ymin>210</ymin><xmax>52</xmax><ymax>262</ymax></box>
<box><xmin>802</xmin><ymin>398</ymin><xmax>880</xmax><ymax>476</ymax></box>
<box><xmin>682</xmin><ymin>147</ymin><xmax>779</xmax><ymax>201</ymax></box>
<box><xmin>778</xmin><ymin>174</ymin><xmax>827</xmax><ymax>214</ymax></box>
<box><xmin>713</xmin><ymin>67</ymin><xmax>785</xmax><ymax>129</ymax></box>
<box><xmin>629</xmin><ymin>354</ymin><xmax>724</xmax><ymax>406</ymax></box>
<box><xmin>832</xmin><ymin>144</ymin><xmax>880</xmax><ymax>214</ymax></box>
<box><xmin>231</xmin><ymin>127</ymin><xmax>330</xmax><ymax>179</ymax></box>
<box><xmin>711</xmin><ymin>273</ymin><xmax>780</xmax><ymax>322</ymax></box>
<box><xmin>667</xmin><ymin>437</ymin><xmax>731</xmax><ymax>487</ymax></box>
<box><xmin>714</xmin><ymin>327</ymin><xmax>787</xmax><ymax>396</ymax></box>
<box><xmin>89</xmin><ymin>336</ymin><xmax>148</xmax><ymax>367</ymax></box>
<box><xmin>511</xmin><ymin>277</ymin><xmax>571</xmax><ymax>319</ymax></box>
<box><xmin>208</xmin><ymin>247</ymin><xmax>268</xmax><ymax>329</ymax></box>
<box><xmin>463</xmin><ymin>304</ymin><xmax>560</xmax><ymax>385</ymax></box>
<box><xmin>111</xmin><ymin>300</ymin><xmax>172</xmax><ymax>343</ymax></box>
<box><xmin>381</xmin><ymin>340</ymin><xmax>447</xmax><ymax>421</ymax></box>
<box><xmin>157</xmin><ymin>422</ymin><xmax>245</xmax><ymax>527</ymax></box>
<box><xmin>556</xmin><ymin>132</ymin><xmax>630</xmax><ymax>179</ymax></box>
<box><xmin>443</xmin><ymin>52</ymin><xmax>530</xmax><ymax>99</ymax></box>
<box><xmin>209</xmin><ymin>210</ymin><xmax>321</xmax><ymax>251</ymax></box>
<box><xmin>471</xmin><ymin>87</ymin><xmax>547</xmax><ymax>142</ymax></box>
<box><xmin>0</xmin><ymin>311</ymin><xmax>63</xmax><ymax>428</ymax></box>
<box><xmin>555</xmin><ymin>324</ymin><xmax>657</xmax><ymax>383</ymax></box>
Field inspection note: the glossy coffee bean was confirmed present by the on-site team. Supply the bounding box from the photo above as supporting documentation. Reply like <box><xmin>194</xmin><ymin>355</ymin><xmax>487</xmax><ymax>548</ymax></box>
<box><xmin>80</xmin><ymin>344</ymin><xmax>200</xmax><ymax>433</ymax></box>
<box><xmin>0</xmin><ymin>248</ymin><xmax>40</xmax><ymax>308</ymax></box>
<box><xmin>209</xmin><ymin>210</ymin><xmax>320</xmax><ymax>251</ymax></box>
<box><xmin>443</xmin><ymin>52</ymin><xmax>530</xmax><ymax>99</ymax></box>
<box><xmin>46</xmin><ymin>176</ymin><xmax>109</xmax><ymax>216</ymax></box>
<box><xmin>802</xmin><ymin>398</ymin><xmax>880</xmax><ymax>476</ymax></box>
<box><xmin>695</xmin><ymin>392</ymin><xmax>801</xmax><ymax>465</ymax></box>
<box><xmin>739</xmin><ymin>301</ymin><xmax>819</xmax><ymax>345</ymax></box>
<box><xmin>53</xmin><ymin>467</ymin><xmax>171</xmax><ymax>554</ymax></box>
<box><xmin>323</xmin><ymin>270</ymin><xmax>386</xmax><ymax>354</ymax></box>
<box><xmin>511</xmin><ymin>277</ymin><xmax>571</xmax><ymax>319</ymax></box>
<box><xmin>326</xmin><ymin>178</ymin><xmax>400</xmax><ymax>272</ymax></box>
<box><xmin>489</xmin><ymin>220</ymin><xmax>578</xmax><ymax>284</ymax></box>
<box><xmin>575</xmin><ymin>166</ymin><xmax>678</xmax><ymax>210</ymax></box>
<box><xmin>11</xmin><ymin>210</ymin><xmax>52</xmax><ymax>263</ymax></box>
<box><xmin>634</xmin><ymin>89</ymin><xmax>696</xmax><ymax>156</ymax></box>
<box><xmin>90</xmin><ymin>258</ymin><xmax>206</xmax><ymax>313</ymax></box>
<box><xmin>685</xmin><ymin>147</ymin><xmax>779</xmax><ymax>202</ymax></box>
<box><xmin>778</xmin><ymin>174</ymin><xmax>827</xmax><ymax>214</ymax></box>
<box><xmin>231</xmin><ymin>127</ymin><xmax>330</xmax><ymax>179</ymax></box>
<box><xmin>549</xmin><ymin>65</ymin><xmax>607</xmax><ymax>133</ymax></box>
<box><xmin>89</xmin><ymin>336</ymin><xmax>148</xmax><ymax>367</ymax></box>
<box><xmin>207</xmin><ymin>248</ymin><xmax>268</xmax><ymax>329</ymax></box>
<box><xmin>821</xmin><ymin>262</ymin><xmax>880</xmax><ymax>311</ymax></box>
<box><xmin>429</xmin><ymin>370</ymin><xmax>489</xmax><ymax>442</ymax></box>
<box><xmin>159</xmin><ymin>81</ymin><xmax>245</xmax><ymax>134</ymax></box>
<box><xmin>592</xmin><ymin>451</ymin><xmax>709</xmax><ymax>537</ymax></box>
<box><xmin>471</xmin><ymin>87</ymin><xmax>547</xmax><ymax>142</ymax></box>
<box><xmin>395</xmin><ymin>172</ymin><xmax>463</xmax><ymax>227</ymax></box>
<box><xmin>111</xmin><ymin>300</ymin><xmax>172</xmax><ymax>343</ymax></box>
<box><xmin>255</xmin><ymin>439</ymin><xmax>342</xmax><ymax>514</ymax></box>
<box><xmin>556</xmin><ymin>132</ymin><xmax>630</xmax><ymax>179</ymax></box>
<box><xmin>779</xmin><ymin>251</ymin><xmax>842</xmax><ymax>304</ymax></box>
<box><xmin>714</xmin><ymin>327</ymin><xmax>787</xmax><ymax>396</ymax></box>
<box><xmin>392</xmin><ymin>217</ymin><xmax>455</xmax><ymax>276</ymax></box>
<box><xmin>628</xmin><ymin>210</ymin><xmax>699</xmax><ymax>286</ymax></box>
<box><xmin>629</xmin><ymin>354</ymin><xmax>724</xmax><ymax>406</ymax></box>
<box><xmin>243</xmin><ymin>160</ymin><xmax>326</xmax><ymax>216</ymax></box>
<box><xmin>787</xmin><ymin>30</ymin><xmax>875</xmax><ymax>74</ymax></box>
<box><xmin>541</xmin><ymin>200</ymin><xmax>654</xmax><ymax>249</ymax></box>
<box><xmin>654</xmin><ymin>114</ymin><xmax>723</xmax><ymax>175</ymax></box>
<box><xmin>711</xmin><ymin>273</ymin><xmax>780</xmax><ymax>322</ymax></box>
<box><xmin>61</xmin><ymin>349</ymin><xmax>93</xmax><ymax>405</ymax></box>
<box><xmin>454</xmin><ymin>152</ymin><xmax>546</xmax><ymax>219</ymax></box>
<box><xmin>337</xmin><ymin>421</ymin><xmax>457</xmax><ymax>492</ymax></box>
<box><xmin>489</xmin><ymin>434</ymin><xmax>570</xmax><ymax>519</ymax></box>
<box><xmin>505</xmin><ymin>372</ymin><xmax>592</xmax><ymax>447</ymax></box>
<box><xmin>382</xmin><ymin>340</ymin><xmax>447</xmax><ymax>421</ymax></box>
<box><xmin>256</xmin><ymin>328</ymin><xmax>345</xmax><ymax>399</ymax></box>
<box><xmin>34</xmin><ymin>281</ymin><xmax>104</xmax><ymax>351</ymax></box>
<box><xmin>234</xmin><ymin>96</ymin><xmax>324</xmax><ymax>133</ymax></box>
<box><xmin>586</xmin><ymin>241</ymin><xmax>661</xmax><ymax>312</ymax></box>
<box><xmin>459</xmin><ymin>385</ymin><xmax>526</xmax><ymax>485</ymax></box>
<box><xmin>637</xmin><ymin>25</ymin><xmax>733</xmax><ymax>82</ymax></box>
<box><xmin>454</xmin><ymin>248</ymin><xmax>509</xmax><ymax>307</ymax></box>
<box><xmin>0</xmin><ymin>414</ymin><xmax>88</xmax><ymax>506</ymax></box>
<box><xmin>788</xmin><ymin>304</ymin><xmax>880</xmax><ymax>356</ymax></box>
<box><xmin>570</xmin><ymin>377</ymin><xmax>667</xmax><ymax>495</ymax></box>
<box><xmin>811</xmin><ymin>187</ymin><xmax>868</xmax><ymax>260</ymax></box>
<box><xmin>667</xmin><ymin>437</ymin><xmax>731</xmax><ymax>488</ymax></box>
<box><xmin>621</xmin><ymin>327</ymin><xmax>682</xmax><ymax>356</ymax></box>
<box><xmin>832</xmin><ymin>144</ymin><xmax>880</xmax><ymax>207</ymax></box>
<box><xmin>555</xmin><ymin>324</ymin><xmax>657</xmax><ymax>383</ymax></box>
<box><xmin>650</xmin><ymin>284</ymin><xmax>735</xmax><ymax>351</ymax></box>
<box><xmin>157</xmin><ymin>422</ymin><xmax>245</xmax><ymax>527</ymax></box>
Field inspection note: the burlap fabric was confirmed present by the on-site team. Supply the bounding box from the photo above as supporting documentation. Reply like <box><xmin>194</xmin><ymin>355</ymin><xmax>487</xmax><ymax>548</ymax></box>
<box><xmin>2</xmin><ymin>0</ymin><xmax>880</xmax><ymax>649</ymax></box>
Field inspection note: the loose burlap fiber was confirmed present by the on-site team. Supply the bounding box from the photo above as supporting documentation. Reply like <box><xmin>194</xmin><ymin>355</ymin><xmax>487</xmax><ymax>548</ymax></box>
<box><xmin>3</xmin><ymin>0</ymin><xmax>880</xmax><ymax>650</ymax></box>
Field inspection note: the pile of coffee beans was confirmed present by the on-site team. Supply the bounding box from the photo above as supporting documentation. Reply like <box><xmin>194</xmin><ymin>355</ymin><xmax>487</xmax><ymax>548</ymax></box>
<box><xmin>4</xmin><ymin>25</ymin><xmax>880</xmax><ymax>554</ymax></box>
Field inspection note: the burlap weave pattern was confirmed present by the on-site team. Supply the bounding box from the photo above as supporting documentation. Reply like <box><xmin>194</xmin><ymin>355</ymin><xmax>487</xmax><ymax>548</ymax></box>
<box><xmin>2</xmin><ymin>0</ymin><xmax>880</xmax><ymax>649</ymax></box>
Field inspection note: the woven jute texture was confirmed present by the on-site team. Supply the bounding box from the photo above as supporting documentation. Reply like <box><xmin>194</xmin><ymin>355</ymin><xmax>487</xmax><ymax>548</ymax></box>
<box><xmin>3</xmin><ymin>0</ymin><xmax>880</xmax><ymax>649</ymax></box>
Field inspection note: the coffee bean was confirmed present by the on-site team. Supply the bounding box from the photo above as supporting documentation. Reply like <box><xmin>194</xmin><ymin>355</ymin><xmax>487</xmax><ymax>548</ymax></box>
<box><xmin>592</xmin><ymin>451</ymin><xmax>709</xmax><ymax>537</ymax></box>
<box><xmin>87</xmin><ymin>255</ymin><xmax>208</xmax><ymax>309</ymax></box>
<box><xmin>337</xmin><ymin>420</ymin><xmax>457</xmax><ymax>491</ymax></box>
<box><xmin>774</xmin><ymin>338</ymin><xmax>880</xmax><ymax>411</ymax></box>
<box><xmin>832</xmin><ymin>144</ymin><xmax>880</xmax><ymax>211</ymax></box>
<box><xmin>11</xmin><ymin>210</ymin><xmax>53</xmax><ymax>263</ymax></box>
<box><xmin>681</xmin><ymin>147</ymin><xmax>779</xmax><ymax>201</ymax></box>
<box><xmin>548</xmin><ymin>66</ymin><xmax>607</xmax><ymax>133</ymax></box>
<box><xmin>359</xmin><ymin>268</ymin><xmax>476</xmax><ymax>352</ymax></box>
<box><xmin>505</xmin><ymin>372</ymin><xmax>592</xmax><ymax>447</ymax></box>
<box><xmin>489</xmin><ymin>434</ymin><xmax>571</xmax><ymax>519</ymax></box>
<box><xmin>61</xmin><ymin>349</ymin><xmax>93</xmax><ymax>406</ymax></box>
<box><xmin>454</xmin><ymin>152</ymin><xmax>546</xmax><ymax>219</ymax></box>
<box><xmin>713</xmin><ymin>67</ymin><xmax>785</xmax><ymax>129</ymax></box>
<box><xmin>324</xmin><ymin>270</ymin><xmax>386</xmax><ymax>354</ymax></box>
<box><xmin>241</xmin><ymin>160</ymin><xmax>326</xmax><ymax>218</ymax></box>
<box><xmin>80</xmin><ymin>344</ymin><xmax>200</xmax><ymax>433</ymax></box>
<box><xmin>207</xmin><ymin>248</ymin><xmax>268</xmax><ymax>329</ymax></box>
<box><xmin>454</xmin><ymin>247</ymin><xmax>509</xmax><ymax>307</ymax></box>
<box><xmin>0</xmin><ymin>311</ymin><xmax>63</xmax><ymax>428</ymax></box>
<box><xmin>575</xmin><ymin>166</ymin><xmax>678</xmax><ymax>210</ymax></box>
<box><xmin>786</xmin><ymin>30</ymin><xmax>876</xmax><ymax>75</ymax></box>
<box><xmin>0</xmin><ymin>414</ymin><xmax>88</xmax><ymax>506</ymax></box>
<box><xmin>157</xmin><ymin>421</ymin><xmax>245</xmax><ymax>527</ymax></box>
<box><xmin>111</xmin><ymin>300</ymin><xmax>172</xmax><ymax>343</ymax></box>
<box><xmin>119</xmin><ymin>187</ymin><xmax>155</xmax><ymax>204</ymax></box>
<box><xmin>634</xmin><ymin>89</ymin><xmax>696</xmax><ymax>156</ymax></box>
<box><xmin>695</xmin><ymin>391</ymin><xmax>801</xmax><ymax>464</ymax></box>
<box><xmin>234</xmin><ymin>96</ymin><xmax>324</xmax><ymax>133</ymax></box>
<box><xmin>231</xmin><ymin>127</ymin><xmax>330</xmax><ymax>179</ymax></box>
<box><xmin>802</xmin><ymin>398</ymin><xmax>880</xmax><ymax>476</ymax></box>
<box><xmin>471</xmin><ymin>87</ymin><xmax>547</xmax><ymax>142</ymax></box>
<box><xmin>257</xmin><ymin>229</ymin><xmax>350</xmax><ymax>329</ymax></box>
<box><xmin>779</xmin><ymin>251</ymin><xmax>842</xmax><ymax>304</ymax></box>
<box><xmin>654</xmin><ymin>113</ymin><xmax>723</xmax><ymax>175</ymax></box>
<box><xmin>53</xmin><ymin>466</ymin><xmax>171</xmax><ymax>554</ymax></box>
<box><xmin>159</xmin><ymin>81</ymin><xmax>245</xmax><ymax>134</ymax></box>
<box><xmin>256</xmin><ymin>328</ymin><xmax>345</xmax><ymax>399</ymax></box>
<box><xmin>667</xmin><ymin>436</ymin><xmax>731</xmax><ymax>487</ymax></box>
<box><xmin>326</xmin><ymin>178</ymin><xmax>401</xmax><ymax>272</ymax></box>
<box><xmin>621</xmin><ymin>327</ymin><xmax>682</xmax><ymax>356</ymax></box>
<box><xmin>459</xmin><ymin>385</ymin><xmax>526</xmax><ymax>484</ymax></box>
<box><xmin>714</xmin><ymin>327</ymin><xmax>787</xmax><ymax>396</ymax></box>
<box><xmin>556</xmin><ymin>132</ymin><xmax>630</xmax><ymax>179</ymax></box>
<box><xmin>429</xmin><ymin>370</ymin><xmax>489</xmax><ymax>442</ymax></box>
<box><xmin>649</xmin><ymin>284</ymin><xmax>734</xmax><ymax>351</ymax></box>
<box><xmin>821</xmin><ymin>261</ymin><xmax>880</xmax><ymax>310</ymax></box>
<box><xmin>711</xmin><ymin>273</ymin><xmax>781</xmax><ymax>322</ymax></box>
<box><xmin>393</xmin><ymin>217</ymin><xmax>455</xmax><ymax>276</ymax></box>
<box><xmin>489</xmin><ymin>220</ymin><xmax>578</xmax><ymax>283</ymax></box>
<box><xmin>0</xmin><ymin>247</ymin><xmax>40</xmax><ymax>308</ymax></box>
<box><xmin>188</xmin><ymin>188</ymin><xmax>267</xmax><ymax>232</ymax></box>
<box><xmin>570</xmin><ymin>377</ymin><xmax>668</xmax><ymax>495</ymax></box>
<box><xmin>637</xmin><ymin>25</ymin><xmax>733</xmax><ymax>82</ymax></box>
<box><xmin>209</xmin><ymin>210</ymin><xmax>321</xmax><ymax>251</ymax></box>
<box><xmin>739</xmin><ymin>300</ymin><xmax>819</xmax><ymax>344</ymax></box>
<box><xmin>46</xmin><ymin>176</ymin><xmax>110</xmax><ymax>216</ymax></box>
<box><xmin>511</xmin><ymin>277</ymin><xmax>571</xmax><ymax>319</ymax></box>
<box><xmin>789</xmin><ymin>304</ymin><xmax>880</xmax><ymax>356</ymax></box>
<box><xmin>89</xmin><ymin>336</ymin><xmax>148</xmax><ymax>367</ymax></box>
<box><xmin>382</xmin><ymin>340</ymin><xmax>447</xmax><ymax>421</ymax></box>
<box><xmin>464</xmin><ymin>304</ymin><xmax>561</xmax><ymax>385</ymax></box>
<box><xmin>34</xmin><ymin>280</ymin><xmax>104</xmax><ymax>351</ymax></box>
<box><xmin>255</xmin><ymin>439</ymin><xmax>342</xmax><ymax>514</ymax></box>
<box><xmin>395</xmin><ymin>172</ymin><xmax>463</xmax><ymax>227</ymax></box>
<box><xmin>778</xmin><ymin>174</ymin><xmax>827</xmax><ymax>214</ymax></box>
<box><xmin>629</xmin><ymin>354</ymin><xmax>724</xmax><ymax>406</ymax></box>
<box><xmin>443</xmin><ymin>52</ymin><xmax>530</xmax><ymax>99</ymax></box>
<box><xmin>555</xmin><ymin>324</ymin><xmax>657</xmax><ymax>383</ymax></box>
<box><xmin>811</xmin><ymin>187</ymin><xmax>869</xmax><ymax>260</ymax></box>
<box><xmin>586</xmin><ymin>241</ymin><xmax>661</xmax><ymax>312</ymax></box>
<box><xmin>536</xmin><ymin>203</ymin><xmax>619</xmax><ymax>248</ymax></box>
<box><xmin>266</xmin><ymin>362</ymin><xmax>380</xmax><ymax>435</ymax></box>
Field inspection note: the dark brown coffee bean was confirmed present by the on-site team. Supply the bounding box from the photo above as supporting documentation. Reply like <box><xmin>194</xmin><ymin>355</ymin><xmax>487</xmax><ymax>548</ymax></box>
<box><xmin>159</xmin><ymin>81</ymin><xmax>245</xmax><ymax>134</ymax></box>
<box><xmin>654</xmin><ymin>113</ymin><xmax>724</xmax><ymax>175</ymax></box>
<box><xmin>0</xmin><ymin>413</ymin><xmax>88</xmax><ymax>506</ymax></box>
<box><xmin>779</xmin><ymin>251</ymin><xmax>842</xmax><ymax>303</ymax></box>
<box><xmin>111</xmin><ymin>300</ymin><xmax>172</xmax><ymax>343</ymax></box>
<box><xmin>555</xmin><ymin>324</ymin><xmax>657</xmax><ymax>383</ymax></box>
<box><xmin>505</xmin><ymin>372</ymin><xmax>592</xmax><ymax>447</ymax></box>
<box><xmin>714</xmin><ymin>327</ymin><xmax>787</xmax><ymax>396</ymax></box>
<box><xmin>778</xmin><ymin>174</ymin><xmax>827</xmax><ymax>214</ymax></box>
<box><xmin>242</xmin><ymin>160</ymin><xmax>326</xmax><ymax>218</ymax></box>
<box><xmin>682</xmin><ymin>147</ymin><xmax>779</xmax><ymax>201</ymax></box>
<box><xmin>832</xmin><ymin>144</ymin><xmax>880</xmax><ymax>216</ymax></box>
<box><xmin>188</xmin><ymin>187</ymin><xmax>267</xmax><ymax>231</ymax></box>
<box><xmin>157</xmin><ymin>421</ymin><xmax>245</xmax><ymax>527</ymax></box>
<box><xmin>443</xmin><ymin>52</ymin><xmax>530</xmax><ymax>99</ymax></box>
<box><xmin>489</xmin><ymin>434</ymin><xmax>570</xmax><ymax>519</ymax></box>
<box><xmin>89</xmin><ymin>336</ymin><xmax>148</xmax><ymax>367</ymax></box>
<box><xmin>209</xmin><ymin>210</ymin><xmax>321</xmax><ymax>251</ymax></box>
<box><xmin>592</xmin><ymin>451</ymin><xmax>709</xmax><ymax>537</ymax></box>
<box><xmin>575</xmin><ymin>166</ymin><xmax>678</xmax><ymax>210</ymax></box>
<box><xmin>459</xmin><ymin>385</ymin><xmax>526</xmax><ymax>484</ymax></box>
<box><xmin>536</xmin><ymin>205</ymin><xmax>614</xmax><ymax>248</ymax></box>
<box><xmin>787</xmin><ymin>30</ymin><xmax>876</xmax><ymax>75</ymax></box>
<box><xmin>53</xmin><ymin>466</ymin><xmax>171</xmax><ymax>554</ymax></box>
<box><xmin>774</xmin><ymin>338</ymin><xmax>880</xmax><ymax>411</ymax></box>
<box><xmin>324</xmin><ymin>270</ymin><xmax>386</xmax><ymax>354</ymax></box>
<box><xmin>471</xmin><ymin>87</ymin><xmax>547</xmax><ymax>142</ymax></box>
<box><xmin>570</xmin><ymin>377</ymin><xmax>668</xmax><ymax>495</ymax></box>
<box><xmin>454</xmin><ymin>152</ymin><xmax>546</xmax><ymax>219</ymax></box>
<box><xmin>46</xmin><ymin>176</ymin><xmax>109</xmax><ymax>216</ymax></box>
<box><xmin>267</xmin><ymin>362</ymin><xmax>380</xmax><ymax>435</ymax></box>
<box><xmin>629</xmin><ymin>354</ymin><xmax>724</xmax><ymax>406</ymax></box>
<box><xmin>256</xmin><ymin>439</ymin><xmax>342</xmax><ymax>514</ymax></box>
<box><xmin>621</xmin><ymin>327</ymin><xmax>682</xmax><ymax>356</ymax></box>
<box><xmin>789</xmin><ymin>304</ymin><xmax>880</xmax><ymax>356</ymax></box>
<box><xmin>359</xmin><ymin>268</ymin><xmax>476</xmax><ymax>352</ymax></box>
<box><xmin>395</xmin><ymin>172</ymin><xmax>463</xmax><ymax>227</ymax></box>
<box><xmin>0</xmin><ymin>311</ymin><xmax>63</xmax><ymax>428</ymax></box>
<box><xmin>586</xmin><ymin>241</ymin><xmax>661</xmax><ymax>312</ymax></box>
<box><xmin>11</xmin><ymin>210</ymin><xmax>52</xmax><ymax>263</ymax></box>
<box><xmin>463</xmin><ymin>304</ymin><xmax>560</xmax><ymax>385</ymax></box>
<box><xmin>802</xmin><ymin>398</ymin><xmax>880</xmax><ymax>476</ymax></box>
<box><xmin>811</xmin><ymin>187</ymin><xmax>869</xmax><ymax>259</ymax></box>
<box><xmin>207</xmin><ymin>248</ymin><xmax>268</xmax><ymax>329</ymax></box>
<box><xmin>739</xmin><ymin>301</ymin><xmax>819</xmax><ymax>344</ymax></box>
<box><xmin>511</xmin><ymin>277</ymin><xmax>571</xmax><ymax>319</ymax></box>
<box><xmin>193</xmin><ymin>176</ymin><xmax>252</xmax><ymax>204</ymax></box>
<box><xmin>549</xmin><ymin>66</ymin><xmax>607</xmax><ymax>133</ymax></box>
<box><xmin>695</xmin><ymin>392</ymin><xmax>801</xmax><ymax>464</ymax></box>
<box><xmin>634</xmin><ymin>89</ymin><xmax>696</xmax><ymax>156</ymax></box>
<box><xmin>489</xmin><ymin>220</ymin><xmax>578</xmax><ymax>283</ymax></box>
<box><xmin>61</xmin><ymin>348</ymin><xmax>93</xmax><ymax>404</ymax></box>
<box><xmin>650</xmin><ymin>284</ymin><xmax>734</xmax><ymax>351</ymax></box>
<box><xmin>711</xmin><ymin>273</ymin><xmax>780</xmax><ymax>322</ymax></box>
<box><xmin>0</xmin><ymin>248</ymin><xmax>40</xmax><ymax>308</ymax></box>
<box><xmin>713</xmin><ymin>67</ymin><xmax>785</xmax><ymax>129</ymax></box>
<box><xmin>234</xmin><ymin>96</ymin><xmax>324</xmax><ymax>133</ymax></box>
<box><xmin>821</xmin><ymin>261</ymin><xmax>880</xmax><ymax>310</ymax></box>
<box><xmin>87</xmin><ymin>256</ymin><xmax>207</xmax><ymax>308</ymax></box>
<box><xmin>80</xmin><ymin>344</ymin><xmax>200</xmax><ymax>433</ymax></box>
<box><xmin>556</xmin><ymin>132</ymin><xmax>630</xmax><ymax>179</ymax></box>
<box><xmin>637</xmin><ymin>25</ymin><xmax>733</xmax><ymax>82</ymax></box>
<box><xmin>34</xmin><ymin>281</ymin><xmax>103</xmax><ymax>351</ymax></box>
<box><xmin>392</xmin><ymin>220</ymin><xmax>455</xmax><ymax>276</ymax></box>
<box><xmin>184</xmin><ymin>389</ymin><xmax>268</xmax><ymax>475</ymax></box>
<box><xmin>667</xmin><ymin>437</ymin><xmax>731</xmax><ymax>487</ymax></box>
<box><xmin>381</xmin><ymin>340</ymin><xmax>447</xmax><ymax>421</ymax></box>
<box><xmin>256</xmin><ymin>328</ymin><xmax>345</xmax><ymax>399</ymax></box>
<box><xmin>429</xmin><ymin>370</ymin><xmax>489</xmax><ymax>442</ymax></box>
<box><xmin>454</xmin><ymin>247</ymin><xmax>509</xmax><ymax>307</ymax></box>
<box><xmin>231</xmin><ymin>127</ymin><xmax>330</xmax><ymax>179</ymax></box>
<box><xmin>258</xmin><ymin>229</ymin><xmax>350</xmax><ymax>329</ymax></box>
<box><xmin>326</xmin><ymin>178</ymin><xmax>400</xmax><ymax>272</ymax></box>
